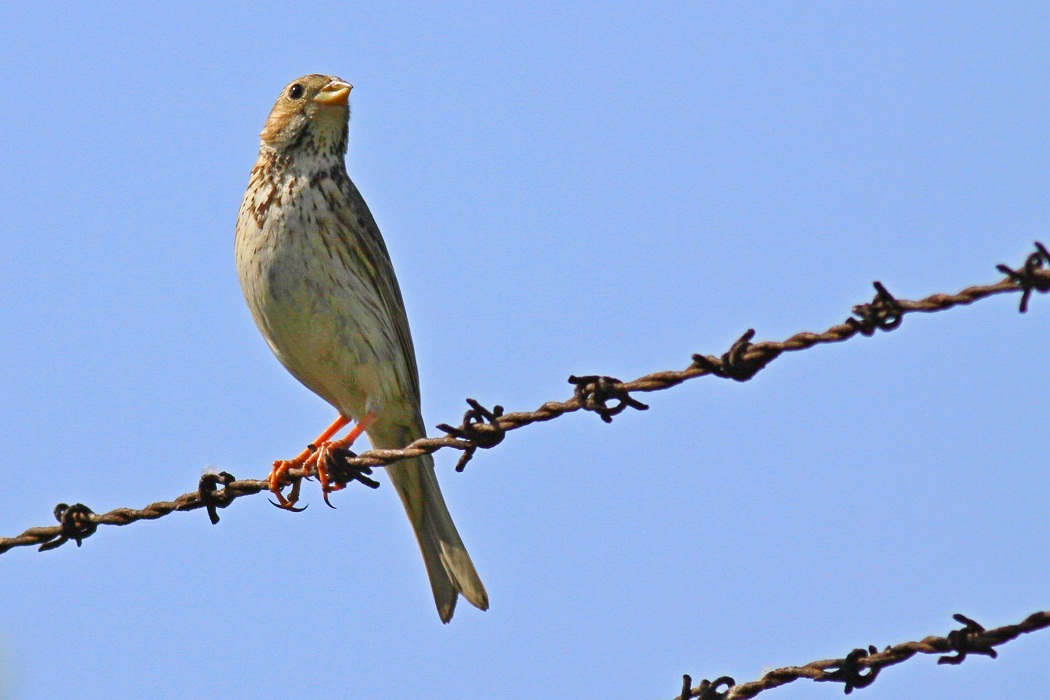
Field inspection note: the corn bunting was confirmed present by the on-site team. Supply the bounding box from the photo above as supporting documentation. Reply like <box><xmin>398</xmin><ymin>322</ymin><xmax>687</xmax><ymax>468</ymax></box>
<box><xmin>234</xmin><ymin>74</ymin><xmax>487</xmax><ymax>622</ymax></box>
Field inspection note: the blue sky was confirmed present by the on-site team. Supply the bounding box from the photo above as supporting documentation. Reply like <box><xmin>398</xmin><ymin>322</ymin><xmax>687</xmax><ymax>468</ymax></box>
<box><xmin>1</xmin><ymin>3</ymin><xmax>1047</xmax><ymax>698</ymax></box>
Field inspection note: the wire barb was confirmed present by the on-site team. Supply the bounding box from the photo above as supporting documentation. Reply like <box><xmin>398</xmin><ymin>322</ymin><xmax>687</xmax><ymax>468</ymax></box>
<box><xmin>996</xmin><ymin>241</ymin><xmax>1050</xmax><ymax>313</ymax></box>
<box><xmin>38</xmin><ymin>503</ymin><xmax>97</xmax><ymax>551</ymax></box>
<box><xmin>692</xmin><ymin>329</ymin><xmax>781</xmax><ymax>381</ymax></box>
<box><xmin>437</xmin><ymin>398</ymin><xmax>507</xmax><ymax>471</ymax></box>
<box><xmin>683</xmin><ymin>676</ymin><xmax>734</xmax><ymax>700</ymax></box>
<box><xmin>938</xmin><ymin>613</ymin><xmax>998</xmax><ymax>665</ymax></box>
<box><xmin>814</xmin><ymin>646</ymin><xmax>880</xmax><ymax>694</ymax></box>
<box><xmin>198</xmin><ymin>471</ymin><xmax>235</xmax><ymax>525</ymax></box>
<box><xmin>849</xmin><ymin>281</ymin><xmax>903</xmax><ymax>335</ymax></box>
<box><xmin>568</xmin><ymin>375</ymin><xmax>649</xmax><ymax>423</ymax></box>
<box><xmin>324</xmin><ymin>448</ymin><xmax>381</xmax><ymax>490</ymax></box>
<box><xmin>680</xmin><ymin>674</ymin><xmax>692</xmax><ymax>700</ymax></box>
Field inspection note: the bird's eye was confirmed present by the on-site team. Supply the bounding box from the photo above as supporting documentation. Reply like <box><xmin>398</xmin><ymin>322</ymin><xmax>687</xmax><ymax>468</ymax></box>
<box><xmin>288</xmin><ymin>83</ymin><xmax>304</xmax><ymax>100</ymax></box>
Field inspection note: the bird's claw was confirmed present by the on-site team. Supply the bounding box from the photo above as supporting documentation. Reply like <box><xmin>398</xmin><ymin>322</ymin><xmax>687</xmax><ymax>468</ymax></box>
<box><xmin>268</xmin><ymin>459</ymin><xmax>310</xmax><ymax>512</ymax></box>
<box><xmin>269</xmin><ymin>498</ymin><xmax>308</xmax><ymax>512</ymax></box>
<box><xmin>322</xmin><ymin>489</ymin><xmax>338</xmax><ymax>509</ymax></box>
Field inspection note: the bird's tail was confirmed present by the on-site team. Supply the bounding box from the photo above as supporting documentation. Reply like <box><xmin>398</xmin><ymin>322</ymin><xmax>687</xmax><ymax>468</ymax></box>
<box><xmin>371</xmin><ymin>423</ymin><xmax>488</xmax><ymax>623</ymax></box>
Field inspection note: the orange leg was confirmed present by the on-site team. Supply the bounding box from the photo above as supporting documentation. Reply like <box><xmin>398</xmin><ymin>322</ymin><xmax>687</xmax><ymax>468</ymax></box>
<box><xmin>268</xmin><ymin>414</ymin><xmax>350</xmax><ymax>509</ymax></box>
<box><xmin>315</xmin><ymin>412</ymin><xmax>377</xmax><ymax>508</ymax></box>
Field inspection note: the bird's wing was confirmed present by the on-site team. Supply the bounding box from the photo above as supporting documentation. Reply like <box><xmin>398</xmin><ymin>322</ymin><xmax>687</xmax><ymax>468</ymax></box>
<box><xmin>329</xmin><ymin>174</ymin><xmax>423</xmax><ymax>409</ymax></box>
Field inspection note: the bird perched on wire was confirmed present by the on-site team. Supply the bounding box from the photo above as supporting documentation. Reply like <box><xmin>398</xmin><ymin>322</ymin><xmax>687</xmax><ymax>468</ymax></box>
<box><xmin>234</xmin><ymin>74</ymin><xmax>488</xmax><ymax>622</ymax></box>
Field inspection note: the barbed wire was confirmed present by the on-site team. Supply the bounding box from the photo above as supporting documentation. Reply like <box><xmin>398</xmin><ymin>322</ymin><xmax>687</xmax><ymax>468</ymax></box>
<box><xmin>0</xmin><ymin>241</ymin><xmax>1046</xmax><ymax>556</ymax></box>
<box><xmin>675</xmin><ymin>611</ymin><xmax>1050</xmax><ymax>699</ymax></box>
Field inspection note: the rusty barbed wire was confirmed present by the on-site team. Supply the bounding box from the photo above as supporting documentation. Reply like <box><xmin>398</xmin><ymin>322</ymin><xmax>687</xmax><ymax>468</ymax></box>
<box><xmin>0</xmin><ymin>241</ymin><xmax>1047</xmax><ymax>555</ymax></box>
<box><xmin>675</xmin><ymin>611</ymin><xmax>1050</xmax><ymax>699</ymax></box>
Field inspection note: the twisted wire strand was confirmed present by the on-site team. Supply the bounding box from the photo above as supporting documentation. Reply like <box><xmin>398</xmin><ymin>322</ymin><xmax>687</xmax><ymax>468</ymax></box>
<box><xmin>676</xmin><ymin>611</ymin><xmax>1050</xmax><ymax>699</ymax></box>
<box><xmin>0</xmin><ymin>242</ymin><xmax>1046</xmax><ymax>556</ymax></box>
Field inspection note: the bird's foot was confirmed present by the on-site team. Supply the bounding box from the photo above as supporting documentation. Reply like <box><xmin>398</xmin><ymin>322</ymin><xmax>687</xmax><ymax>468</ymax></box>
<box><xmin>311</xmin><ymin>413</ymin><xmax>380</xmax><ymax>507</ymax></box>
<box><xmin>268</xmin><ymin>412</ymin><xmax>378</xmax><ymax>509</ymax></box>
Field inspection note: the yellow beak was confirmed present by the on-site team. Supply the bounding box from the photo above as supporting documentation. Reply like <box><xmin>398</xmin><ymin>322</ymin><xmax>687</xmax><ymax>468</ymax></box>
<box><xmin>314</xmin><ymin>80</ymin><xmax>353</xmax><ymax>106</ymax></box>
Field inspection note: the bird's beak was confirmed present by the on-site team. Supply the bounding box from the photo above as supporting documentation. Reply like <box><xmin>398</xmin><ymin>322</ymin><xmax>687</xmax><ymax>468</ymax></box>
<box><xmin>315</xmin><ymin>80</ymin><xmax>353</xmax><ymax>106</ymax></box>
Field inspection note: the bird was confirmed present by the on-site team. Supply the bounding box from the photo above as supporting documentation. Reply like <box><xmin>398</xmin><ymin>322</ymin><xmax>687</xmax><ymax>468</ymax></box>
<box><xmin>234</xmin><ymin>74</ymin><xmax>488</xmax><ymax>623</ymax></box>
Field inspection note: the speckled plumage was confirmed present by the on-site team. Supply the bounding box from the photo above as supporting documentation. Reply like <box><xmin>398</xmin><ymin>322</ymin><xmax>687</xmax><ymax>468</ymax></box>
<box><xmin>235</xmin><ymin>74</ymin><xmax>487</xmax><ymax>622</ymax></box>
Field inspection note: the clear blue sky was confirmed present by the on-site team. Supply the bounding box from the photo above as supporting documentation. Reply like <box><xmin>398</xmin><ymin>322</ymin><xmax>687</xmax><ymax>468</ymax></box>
<box><xmin>1</xmin><ymin>3</ymin><xmax>1047</xmax><ymax>699</ymax></box>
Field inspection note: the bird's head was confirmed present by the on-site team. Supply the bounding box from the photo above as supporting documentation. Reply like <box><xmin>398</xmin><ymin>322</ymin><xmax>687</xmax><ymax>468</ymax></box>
<box><xmin>259</xmin><ymin>74</ymin><xmax>352</xmax><ymax>157</ymax></box>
